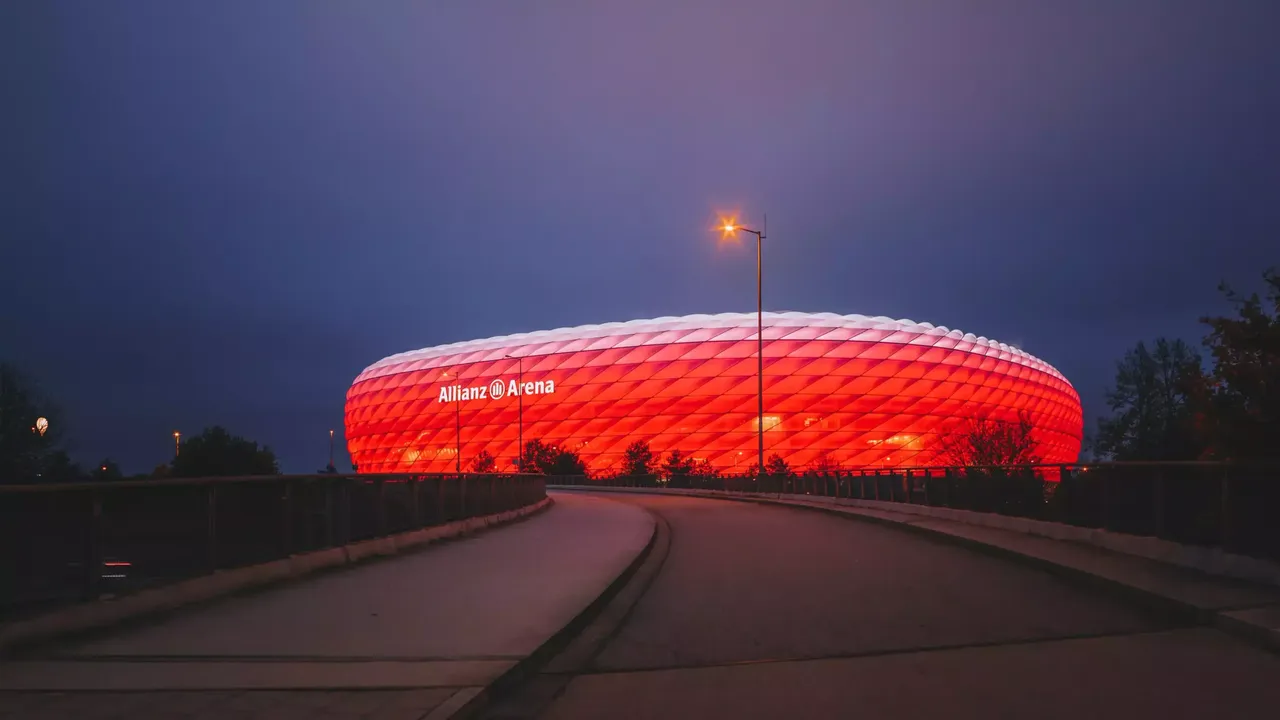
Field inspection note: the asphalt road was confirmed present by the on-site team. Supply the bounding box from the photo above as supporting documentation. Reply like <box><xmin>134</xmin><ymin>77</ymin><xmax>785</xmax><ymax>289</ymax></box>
<box><xmin>540</xmin><ymin>493</ymin><xmax>1280</xmax><ymax>720</ymax></box>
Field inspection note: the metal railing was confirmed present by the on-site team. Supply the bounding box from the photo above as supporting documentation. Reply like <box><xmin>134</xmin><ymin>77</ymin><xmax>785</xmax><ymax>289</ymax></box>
<box><xmin>0</xmin><ymin>473</ymin><xmax>546</xmax><ymax>619</ymax></box>
<box><xmin>554</xmin><ymin>462</ymin><xmax>1280</xmax><ymax>563</ymax></box>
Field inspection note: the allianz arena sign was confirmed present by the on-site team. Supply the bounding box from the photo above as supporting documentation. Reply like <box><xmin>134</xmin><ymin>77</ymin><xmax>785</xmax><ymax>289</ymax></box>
<box><xmin>439</xmin><ymin>378</ymin><xmax>556</xmax><ymax>403</ymax></box>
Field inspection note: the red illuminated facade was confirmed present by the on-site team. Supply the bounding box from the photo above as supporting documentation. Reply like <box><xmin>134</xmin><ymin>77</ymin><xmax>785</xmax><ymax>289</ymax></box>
<box><xmin>344</xmin><ymin>312</ymin><xmax>1083</xmax><ymax>474</ymax></box>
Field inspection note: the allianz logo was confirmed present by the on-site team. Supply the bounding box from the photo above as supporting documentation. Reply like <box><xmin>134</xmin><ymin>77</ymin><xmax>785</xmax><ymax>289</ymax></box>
<box><xmin>438</xmin><ymin>378</ymin><xmax>556</xmax><ymax>403</ymax></box>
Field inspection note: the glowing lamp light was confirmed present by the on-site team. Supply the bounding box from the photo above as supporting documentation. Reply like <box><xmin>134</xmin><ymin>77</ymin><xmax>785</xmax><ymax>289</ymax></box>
<box><xmin>34</xmin><ymin>417</ymin><xmax>49</xmax><ymax>436</ymax></box>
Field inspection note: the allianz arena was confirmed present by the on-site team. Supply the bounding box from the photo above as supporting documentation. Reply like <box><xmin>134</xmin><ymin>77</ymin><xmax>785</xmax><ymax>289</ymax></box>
<box><xmin>344</xmin><ymin>312</ymin><xmax>1083</xmax><ymax>474</ymax></box>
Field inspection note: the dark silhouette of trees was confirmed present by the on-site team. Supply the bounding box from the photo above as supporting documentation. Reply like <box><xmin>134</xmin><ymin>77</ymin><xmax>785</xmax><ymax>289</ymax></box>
<box><xmin>518</xmin><ymin>439</ymin><xmax>557</xmax><ymax>473</ymax></box>
<box><xmin>1192</xmin><ymin>268</ymin><xmax>1280</xmax><ymax>459</ymax></box>
<box><xmin>812</xmin><ymin>453</ymin><xmax>838</xmax><ymax>474</ymax></box>
<box><xmin>470</xmin><ymin>449</ymin><xmax>497</xmax><ymax>473</ymax></box>
<box><xmin>621</xmin><ymin>440</ymin><xmax>656</xmax><ymax>478</ymax></box>
<box><xmin>1093</xmin><ymin>338</ymin><xmax>1203</xmax><ymax>460</ymax></box>
<box><xmin>91</xmin><ymin>459</ymin><xmax>123</xmax><ymax>482</ymax></box>
<box><xmin>764</xmin><ymin>453</ymin><xmax>791</xmax><ymax>477</ymax></box>
<box><xmin>0</xmin><ymin>363</ymin><xmax>70</xmax><ymax>483</ymax></box>
<box><xmin>662</xmin><ymin>449</ymin><xmax>696</xmax><ymax>477</ymax></box>
<box><xmin>548</xmin><ymin>447</ymin><xmax>588</xmax><ymax>476</ymax></box>
<box><xmin>937</xmin><ymin>411</ymin><xmax>1040</xmax><ymax>466</ymax></box>
<box><xmin>517</xmin><ymin>439</ymin><xmax>588</xmax><ymax>476</ymax></box>
<box><xmin>170</xmin><ymin>426</ymin><xmax>279</xmax><ymax>477</ymax></box>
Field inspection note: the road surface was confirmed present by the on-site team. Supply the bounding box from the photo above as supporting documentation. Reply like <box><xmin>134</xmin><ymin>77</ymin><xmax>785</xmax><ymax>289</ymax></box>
<box><xmin>536</xmin><ymin>492</ymin><xmax>1280</xmax><ymax>719</ymax></box>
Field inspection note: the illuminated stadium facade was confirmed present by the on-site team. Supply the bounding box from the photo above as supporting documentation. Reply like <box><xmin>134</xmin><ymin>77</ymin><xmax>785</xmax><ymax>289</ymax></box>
<box><xmin>344</xmin><ymin>312</ymin><xmax>1084</xmax><ymax>474</ymax></box>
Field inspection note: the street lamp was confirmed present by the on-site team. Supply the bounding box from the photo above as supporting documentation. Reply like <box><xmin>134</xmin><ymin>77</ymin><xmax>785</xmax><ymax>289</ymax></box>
<box><xmin>328</xmin><ymin>429</ymin><xmax>335</xmax><ymax>469</ymax></box>
<box><xmin>173</xmin><ymin>430</ymin><xmax>181</xmax><ymax>458</ymax></box>
<box><xmin>720</xmin><ymin>216</ymin><xmax>766</xmax><ymax>491</ymax></box>
<box><xmin>442</xmin><ymin>371</ymin><xmax>461</xmax><ymax>474</ymax></box>
<box><xmin>33</xmin><ymin>417</ymin><xmax>48</xmax><ymax>436</ymax></box>
<box><xmin>505</xmin><ymin>354</ymin><xmax>524</xmax><ymax>472</ymax></box>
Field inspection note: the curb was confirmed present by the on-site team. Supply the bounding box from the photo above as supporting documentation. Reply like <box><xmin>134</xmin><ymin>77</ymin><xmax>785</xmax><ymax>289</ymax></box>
<box><xmin>553</xmin><ymin>486</ymin><xmax>1280</xmax><ymax>653</ymax></box>
<box><xmin>448</xmin><ymin>500</ymin><xmax>662</xmax><ymax>719</ymax></box>
<box><xmin>0</xmin><ymin>497</ymin><xmax>554</xmax><ymax>655</ymax></box>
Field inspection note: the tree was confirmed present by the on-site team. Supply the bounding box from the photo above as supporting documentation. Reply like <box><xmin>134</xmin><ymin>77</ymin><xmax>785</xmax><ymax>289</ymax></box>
<box><xmin>1195</xmin><ymin>269</ymin><xmax>1280</xmax><ymax>459</ymax></box>
<box><xmin>470</xmin><ymin>449</ymin><xmax>497</xmax><ymax>473</ymax></box>
<box><xmin>91</xmin><ymin>459</ymin><xmax>123</xmax><ymax>482</ymax></box>
<box><xmin>0</xmin><ymin>363</ymin><xmax>68</xmax><ymax>483</ymax></box>
<box><xmin>516</xmin><ymin>439</ymin><xmax>588</xmax><ymax>476</ymax></box>
<box><xmin>662</xmin><ymin>449</ymin><xmax>697</xmax><ymax>478</ymax></box>
<box><xmin>689</xmin><ymin>458</ymin><xmax>716</xmax><ymax>477</ymax></box>
<box><xmin>621</xmin><ymin>440</ymin><xmax>655</xmax><ymax>477</ymax></box>
<box><xmin>170</xmin><ymin>426</ymin><xmax>279</xmax><ymax>477</ymax></box>
<box><xmin>937</xmin><ymin>411</ymin><xmax>1040</xmax><ymax>466</ymax></box>
<box><xmin>1093</xmin><ymin>338</ymin><xmax>1203</xmax><ymax>460</ymax></box>
<box><xmin>548</xmin><ymin>447</ymin><xmax>588</xmax><ymax>476</ymax></box>
<box><xmin>518</xmin><ymin>439</ymin><xmax>558</xmax><ymax>474</ymax></box>
<box><xmin>764</xmin><ymin>453</ymin><xmax>791</xmax><ymax>477</ymax></box>
<box><xmin>812</xmin><ymin>453</ymin><xmax>838</xmax><ymax>474</ymax></box>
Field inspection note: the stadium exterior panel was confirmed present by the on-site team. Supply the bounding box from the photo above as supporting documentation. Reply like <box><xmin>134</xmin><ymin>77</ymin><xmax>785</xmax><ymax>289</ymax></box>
<box><xmin>344</xmin><ymin>312</ymin><xmax>1084</xmax><ymax>474</ymax></box>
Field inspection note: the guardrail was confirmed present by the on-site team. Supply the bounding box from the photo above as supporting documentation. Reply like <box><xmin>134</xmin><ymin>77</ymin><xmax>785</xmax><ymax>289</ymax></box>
<box><xmin>0</xmin><ymin>473</ymin><xmax>546</xmax><ymax>619</ymax></box>
<box><xmin>552</xmin><ymin>462</ymin><xmax>1280</xmax><ymax>563</ymax></box>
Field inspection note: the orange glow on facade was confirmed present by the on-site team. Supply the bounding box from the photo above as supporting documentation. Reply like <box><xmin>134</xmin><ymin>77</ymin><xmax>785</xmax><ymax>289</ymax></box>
<box><xmin>345</xmin><ymin>312</ymin><xmax>1083</xmax><ymax>474</ymax></box>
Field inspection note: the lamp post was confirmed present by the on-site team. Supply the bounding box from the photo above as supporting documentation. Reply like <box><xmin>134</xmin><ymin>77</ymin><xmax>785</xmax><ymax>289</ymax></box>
<box><xmin>328</xmin><ymin>429</ymin><xmax>335</xmax><ymax>469</ymax></box>
<box><xmin>505</xmin><ymin>354</ymin><xmax>524</xmax><ymax>472</ymax></box>
<box><xmin>443</xmin><ymin>371</ymin><xmax>461</xmax><ymax>474</ymax></box>
<box><xmin>721</xmin><ymin>216</ymin><xmax>766</xmax><ymax>491</ymax></box>
<box><xmin>173</xmin><ymin>430</ymin><xmax>181</xmax><ymax>458</ymax></box>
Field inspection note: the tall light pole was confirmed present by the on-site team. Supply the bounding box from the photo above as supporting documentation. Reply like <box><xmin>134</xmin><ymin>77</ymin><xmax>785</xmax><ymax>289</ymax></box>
<box><xmin>443</xmin><ymin>371</ymin><xmax>461</xmax><ymax>474</ymax></box>
<box><xmin>505</xmin><ymin>354</ymin><xmax>524</xmax><ymax>472</ymax></box>
<box><xmin>328</xmin><ymin>429</ymin><xmax>335</xmax><ymax>469</ymax></box>
<box><xmin>173</xmin><ymin>430</ymin><xmax>181</xmax><ymax>458</ymax></box>
<box><xmin>721</xmin><ymin>216</ymin><xmax>766</xmax><ymax>490</ymax></box>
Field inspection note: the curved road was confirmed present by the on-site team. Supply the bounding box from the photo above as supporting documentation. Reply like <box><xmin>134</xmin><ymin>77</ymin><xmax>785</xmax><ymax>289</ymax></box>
<box><xmin>535</xmin><ymin>492</ymin><xmax>1280</xmax><ymax>719</ymax></box>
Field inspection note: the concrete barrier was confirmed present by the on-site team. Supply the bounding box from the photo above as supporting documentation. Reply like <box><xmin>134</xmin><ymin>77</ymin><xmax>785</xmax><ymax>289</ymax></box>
<box><xmin>344</xmin><ymin>536</ymin><xmax>399</xmax><ymax>563</ymax></box>
<box><xmin>0</xmin><ymin>496</ymin><xmax>554</xmax><ymax>654</ymax></box>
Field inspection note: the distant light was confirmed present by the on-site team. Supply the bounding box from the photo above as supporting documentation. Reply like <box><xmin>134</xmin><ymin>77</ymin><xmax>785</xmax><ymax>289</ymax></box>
<box><xmin>34</xmin><ymin>417</ymin><xmax>48</xmax><ymax>436</ymax></box>
<box><xmin>723</xmin><ymin>224</ymin><xmax>736</xmax><ymax>232</ymax></box>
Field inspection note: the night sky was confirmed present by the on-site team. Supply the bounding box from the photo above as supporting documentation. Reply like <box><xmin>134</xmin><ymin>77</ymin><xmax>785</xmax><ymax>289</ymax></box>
<box><xmin>3</xmin><ymin>2</ymin><xmax>1277</xmax><ymax>473</ymax></box>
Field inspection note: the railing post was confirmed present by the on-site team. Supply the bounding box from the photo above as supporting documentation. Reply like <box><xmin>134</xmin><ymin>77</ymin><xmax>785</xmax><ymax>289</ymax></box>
<box><xmin>281</xmin><ymin>479</ymin><xmax>293</xmax><ymax>556</ymax></box>
<box><xmin>83</xmin><ymin>490</ymin><xmax>103</xmax><ymax>601</ymax></box>
<box><xmin>1100</xmin><ymin>469</ymin><xmax>1111</xmax><ymax>531</ymax></box>
<box><xmin>459</xmin><ymin>474</ymin><xmax>468</xmax><ymax>518</ymax></box>
<box><xmin>1152</xmin><ymin>468</ymin><xmax>1165</xmax><ymax>539</ymax></box>
<box><xmin>323</xmin><ymin>478</ymin><xmax>335</xmax><ymax>548</ymax></box>
<box><xmin>922</xmin><ymin>469</ymin><xmax>931</xmax><ymax>506</ymax></box>
<box><xmin>873</xmin><ymin>471</ymin><xmax>881</xmax><ymax>501</ymax></box>
<box><xmin>206</xmin><ymin>484</ymin><xmax>219</xmax><ymax>571</ymax></box>
<box><xmin>409</xmin><ymin>476</ymin><xmax>422</xmax><ymax>528</ymax></box>
<box><xmin>904</xmin><ymin>470</ymin><xmax>912</xmax><ymax>504</ymax></box>
<box><xmin>1220</xmin><ymin>467</ymin><xmax>1233</xmax><ymax>552</ymax></box>
<box><xmin>375</xmin><ymin>478</ymin><xmax>387</xmax><ymax>536</ymax></box>
<box><xmin>338</xmin><ymin>477</ymin><xmax>351</xmax><ymax>546</ymax></box>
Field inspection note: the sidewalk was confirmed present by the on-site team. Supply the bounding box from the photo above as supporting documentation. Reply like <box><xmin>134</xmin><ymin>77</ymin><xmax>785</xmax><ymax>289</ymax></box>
<box><xmin>555</xmin><ymin>486</ymin><xmax>1280</xmax><ymax>653</ymax></box>
<box><xmin>0</xmin><ymin>492</ymin><xmax>655</xmax><ymax>719</ymax></box>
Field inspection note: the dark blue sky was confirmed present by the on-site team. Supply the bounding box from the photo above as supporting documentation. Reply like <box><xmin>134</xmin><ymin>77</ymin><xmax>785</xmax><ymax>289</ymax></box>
<box><xmin>3</xmin><ymin>1</ymin><xmax>1277</xmax><ymax>473</ymax></box>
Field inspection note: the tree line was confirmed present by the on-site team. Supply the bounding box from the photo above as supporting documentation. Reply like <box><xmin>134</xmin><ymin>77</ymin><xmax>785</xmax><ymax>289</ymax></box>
<box><xmin>0</xmin><ymin>365</ymin><xmax>281</xmax><ymax>484</ymax></box>
<box><xmin>1092</xmin><ymin>268</ymin><xmax>1278</xmax><ymax>462</ymax></box>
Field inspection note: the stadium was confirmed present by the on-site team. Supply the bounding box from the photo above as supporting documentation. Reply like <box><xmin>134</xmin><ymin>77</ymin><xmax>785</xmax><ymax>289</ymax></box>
<box><xmin>344</xmin><ymin>312</ymin><xmax>1083</xmax><ymax>474</ymax></box>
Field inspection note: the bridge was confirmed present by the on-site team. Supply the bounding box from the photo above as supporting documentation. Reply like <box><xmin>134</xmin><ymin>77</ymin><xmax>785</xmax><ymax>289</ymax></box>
<box><xmin>1</xmin><ymin>468</ymin><xmax>1279</xmax><ymax>718</ymax></box>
